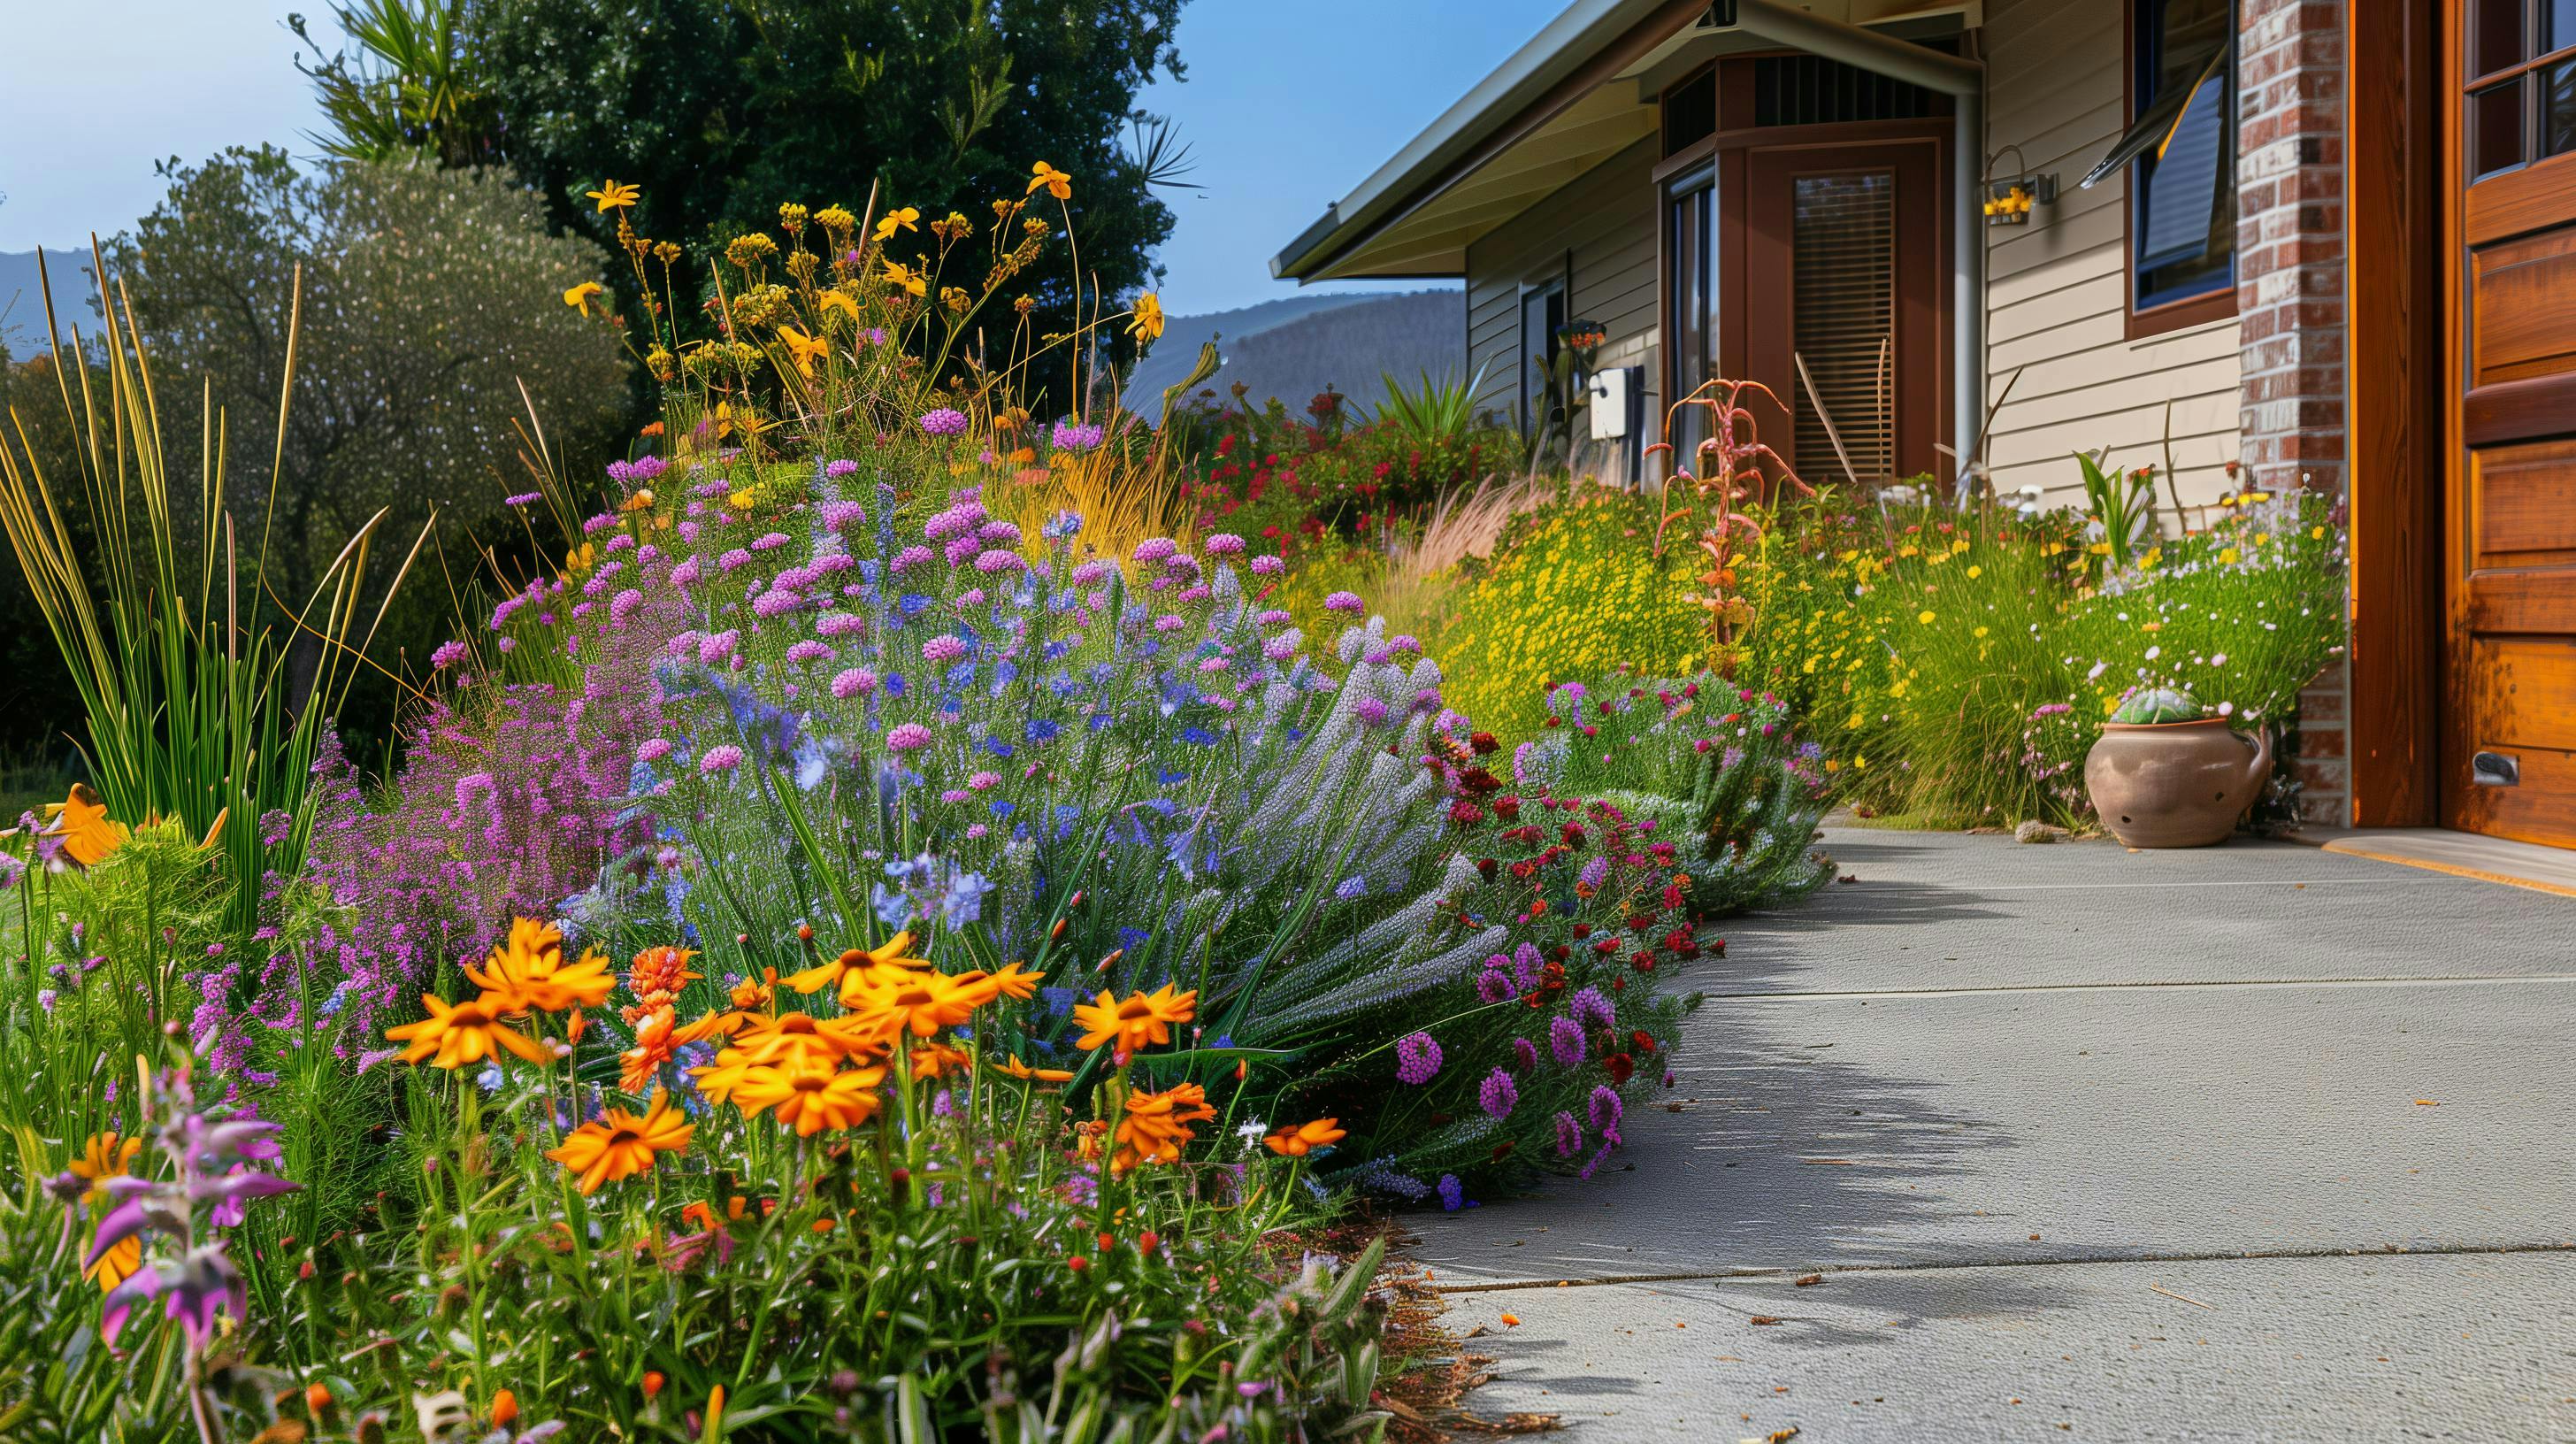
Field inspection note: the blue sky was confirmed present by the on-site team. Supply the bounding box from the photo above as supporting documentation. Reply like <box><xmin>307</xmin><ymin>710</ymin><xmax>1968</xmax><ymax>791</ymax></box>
<box><xmin>0</xmin><ymin>0</ymin><xmax>1566</xmax><ymax>315</ymax></box>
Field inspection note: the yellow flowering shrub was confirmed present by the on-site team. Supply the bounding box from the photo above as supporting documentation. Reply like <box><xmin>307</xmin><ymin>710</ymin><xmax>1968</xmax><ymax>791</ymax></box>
<box><xmin>1440</xmin><ymin>489</ymin><xmax>1710</xmax><ymax>739</ymax></box>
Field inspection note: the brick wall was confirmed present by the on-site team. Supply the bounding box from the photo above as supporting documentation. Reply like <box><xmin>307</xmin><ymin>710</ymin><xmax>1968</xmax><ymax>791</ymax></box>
<box><xmin>2235</xmin><ymin>0</ymin><xmax>2350</xmax><ymax>826</ymax></box>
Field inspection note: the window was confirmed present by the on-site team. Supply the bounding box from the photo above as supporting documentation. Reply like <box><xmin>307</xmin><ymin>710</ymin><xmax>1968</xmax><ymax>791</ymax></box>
<box><xmin>1520</xmin><ymin>280</ymin><xmax>1566</xmax><ymax>440</ymax></box>
<box><xmin>2467</xmin><ymin>0</ymin><xmax>2576</xmax><ymax>176</ymax></box>
<box><xmin>1662</xmin><ymin>67</ymin><xmax>1716</xmax><ymax>156</ymax></box>
<box><xmin>1666</xmin><ymin>174</ymin><xmax>1716</xmax><ymax>464</ymax></box>
<box><xmin>2088</xmin><ymin>0</ymin><xmax>2237</xmax><ymax>328</ymax></box>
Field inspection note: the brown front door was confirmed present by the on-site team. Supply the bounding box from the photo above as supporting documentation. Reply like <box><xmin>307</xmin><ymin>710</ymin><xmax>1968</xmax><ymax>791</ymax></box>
<box><xmin>1738</xmin><ymin>138</ymin><xmax>1947</xmax><ymax>487</ymax></box>
<box><xmin>2445</xmin><ymin>1</ymin><xmax>2576</xmax><ymax>845</ymax></box>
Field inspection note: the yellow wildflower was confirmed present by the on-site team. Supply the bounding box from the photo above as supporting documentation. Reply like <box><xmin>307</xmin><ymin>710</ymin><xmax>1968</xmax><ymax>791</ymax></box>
<box><xmin>1126</xmin><ymin>291</ymin><xmax>1165</xmax><ymax>342</ymax></box>
<box><xmin>1026</xmin><ymin>161</ymin><xmax>1074</xmax><ymax>200</ymax></box>
<box><xmin>563</xmin><ymin>281</ymin><xmax>606</xmax><ymax>317</ymax></box>
<box><xmin>874</xmin><ymin>206</ymin><xmax>921</xmax><ymax>241</ymax></box>
<box><xmin>586</xmin><ymin>180</ymin><xmax>640</xmax><ymax>212</ymax></box>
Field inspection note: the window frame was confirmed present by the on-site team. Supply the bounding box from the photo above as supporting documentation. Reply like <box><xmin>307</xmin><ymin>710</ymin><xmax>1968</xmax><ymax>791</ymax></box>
<box><xmin>1660</xmin><ymin>162</ymin><xmax>1719</xmax><ymax>462</ymax></box>
<box><xmin>1517</xmin><ymin>264</ymin><xmax>1569</xmax><ymax>441</ymax></box>
<box><xmin>2123</xmin><ymin>0</ymin><xmax>2242</xmax><ymax>339</ymax></box>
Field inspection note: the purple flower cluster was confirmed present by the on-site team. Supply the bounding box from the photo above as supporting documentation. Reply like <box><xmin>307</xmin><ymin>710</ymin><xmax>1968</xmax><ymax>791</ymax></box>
<box><xmin>1394</xmin><ymin>1031</ymin><xmax>1443</xmax><ymax>1085</ymax></box>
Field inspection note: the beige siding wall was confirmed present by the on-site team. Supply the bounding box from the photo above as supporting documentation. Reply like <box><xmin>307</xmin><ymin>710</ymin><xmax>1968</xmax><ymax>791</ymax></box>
<box><xmin>1464</xmin><ymin>137</ymin><xmax>1663</xmax><ymax>479</ymax></box>
<box><xmin>1982</xmin><ymin>0</ymin><xmax>2242</xmax><ymax>512</ymax></box>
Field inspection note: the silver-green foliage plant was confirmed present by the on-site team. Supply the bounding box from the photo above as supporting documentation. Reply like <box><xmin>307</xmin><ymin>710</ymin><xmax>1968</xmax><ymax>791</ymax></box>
<box><xmin>2110</xmin><ymin>686</ymin><xmax>2201</xmax><ymax>724</ymax></box>
<box><xmin>1521</xmin><ymin>676</ymin><xmax>1836</xmax><ymax>916</ymax></box>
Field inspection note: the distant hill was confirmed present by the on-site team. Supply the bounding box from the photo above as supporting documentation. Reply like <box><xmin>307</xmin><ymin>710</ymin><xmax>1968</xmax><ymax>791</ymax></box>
<box><xmin>1123</xmin><ymin>289</ymin><xmax>1465</xmax><ymax>423</ymax></box>
<box><xmin>0</xmin><ymin>249</ymin><xmax>103</xmax><ymax>357</ymax></box>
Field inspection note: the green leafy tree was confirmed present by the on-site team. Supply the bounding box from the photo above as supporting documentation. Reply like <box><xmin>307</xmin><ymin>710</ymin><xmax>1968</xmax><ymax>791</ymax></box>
<box><xmin>102</xmin><ymin>146</ymin><xmax>632</xmax><ymax>759</ymax></box>
<box><xmin>295</xmin><ymin>0</ymin><xmax>1188</xmax><ymax>383</ymax></box>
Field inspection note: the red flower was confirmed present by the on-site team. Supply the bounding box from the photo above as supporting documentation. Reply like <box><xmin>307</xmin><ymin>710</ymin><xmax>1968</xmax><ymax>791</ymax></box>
<box><xmin>1606</xmin><ymin>1052</ymin><xmax>1636</xmax><ymax>1085</ymax></box>
<box><xmin>1630</xmin><ymin>1030</ymin><xmax>1660</xmax><ymax>1054</ymax></box>
<box><xmin>1469</xmin><ymin>732</ymin><xmax>1499</xmax><ymax>755</ymax></box>
<box><xmin>1448</xmin><ymin>800</ymin><xmax>1486</xmax><ymax>826</ymax></box>
<box><xmin>1630</xmin><ymin>951</ymin><xmax>1656</xmax><ymax>972</ymax></box>
<box><xmin>1493</xmin><ymin>795</ymin><xmax>1522</xmax><ymax>820</ymax></box>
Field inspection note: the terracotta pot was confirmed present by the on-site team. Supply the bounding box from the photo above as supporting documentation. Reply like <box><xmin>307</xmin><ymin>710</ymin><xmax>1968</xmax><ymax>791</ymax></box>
<box><xmin>2083</xmin><ymin>718</ymin><xmax>2272</xmax><ymax>848</ymax></box>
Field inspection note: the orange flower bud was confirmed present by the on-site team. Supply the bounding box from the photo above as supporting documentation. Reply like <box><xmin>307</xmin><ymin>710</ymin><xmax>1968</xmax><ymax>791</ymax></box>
<box><xmin>642</xmin><ymin>1371</ymin><xmax>665</xmax><ymax>1400</ymax></box>
<box><xmin>1068</xmin><ymin>1255</ymin><xmax>1088</xmax><ymax>1271</ymax></box>
<box><xmin>1138</xmin><ymin>1230</ymin><xmax>1160</xmax><ymax>1255</ymax></box>
<box><xmin>491</xmin><ymin>1389</ymin><xmax>520</xmax><ymax>1428</ymax></box>
<box><xmin>303</xmin><ymin>1383</ymin><xmax>333</xmax><ymax>1415</ymax></box>
<box><xmin>1097</xmin><ymin>1230</ymin><xmax>1115</xmax><ymax>1253</ymax></box>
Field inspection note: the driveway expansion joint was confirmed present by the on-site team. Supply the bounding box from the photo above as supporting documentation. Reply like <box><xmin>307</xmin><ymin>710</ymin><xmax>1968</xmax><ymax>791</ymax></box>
<box><xmin>1430</xmin><ymin>1240</ymin><xmax>2576</xmax><ymax>1294</ymax></box>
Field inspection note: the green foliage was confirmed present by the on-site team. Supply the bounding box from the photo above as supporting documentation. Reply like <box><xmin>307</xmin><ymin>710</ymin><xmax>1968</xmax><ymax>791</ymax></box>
<box><xmin>1522</xmin><ymin>679</ymin><xmax>1835</xmax><ymax>915</ymax></box>
<box><xmin>1439</xmin><ymin>488</ymin><xmax>1709</xmax><ymax>741</ymax></box>
<box><xmin>1737</xmin><ymin>490</ymin><xmax>2348</xmax><ymax>826</ymax></box>
<box><xmin>2074</xmin><ymin>449</ymin><xmax>2158</xmax><ymax>568</ymax></box>
<box><xmin>291</xmin><ymin>0</ymin><xmax>499</xmax><ymax>167</ymax></box>
<box><xmin>1376</xmin><ymin>364</ymin><xmax>1487</xmax><ymax>452</ymax></box>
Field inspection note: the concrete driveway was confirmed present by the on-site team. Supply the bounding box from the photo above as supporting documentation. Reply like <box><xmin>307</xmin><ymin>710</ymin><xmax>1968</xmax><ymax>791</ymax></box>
<box><xmin>1414</xmin><ymin>827</ymin><xmax>2576</xmax><ymax>1441</ymax></box>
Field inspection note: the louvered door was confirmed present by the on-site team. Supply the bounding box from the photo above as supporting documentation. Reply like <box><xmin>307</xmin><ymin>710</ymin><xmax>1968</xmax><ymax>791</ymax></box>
<box><xmin>1740</xmin><ymin>141</ymin><xmax>1945</xmax><ymax>487</ymax></box>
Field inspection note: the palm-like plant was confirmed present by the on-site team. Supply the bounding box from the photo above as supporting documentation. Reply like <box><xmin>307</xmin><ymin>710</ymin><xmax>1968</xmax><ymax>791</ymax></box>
<box><xmin>1375</xmin><ymin>364</ymin><xmax>1487</xmax><ymax>451</ymax></box>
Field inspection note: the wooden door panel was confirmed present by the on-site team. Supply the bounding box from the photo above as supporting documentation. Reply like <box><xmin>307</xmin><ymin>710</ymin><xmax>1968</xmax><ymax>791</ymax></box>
<box><xmin>2471</xmin><ymin>227</ymin><xmax>2576</xmax><ymax>385</ymax></box>
<box><xmin>2472</xmin><ymin>437</ymin><xmax>2576</xmax><ymax>561</ymax></box>
<box><xmin>2466</xmin><ymin>637</ymin><xmax>2576</xmax><ymax>750</ymax></box>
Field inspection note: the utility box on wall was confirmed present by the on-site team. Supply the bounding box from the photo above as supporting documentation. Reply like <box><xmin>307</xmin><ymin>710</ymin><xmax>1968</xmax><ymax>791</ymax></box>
<box><xmin>1588</xmin><ymin>365</ymin><xmax>1645</xmax><ymax>487</ymax></box>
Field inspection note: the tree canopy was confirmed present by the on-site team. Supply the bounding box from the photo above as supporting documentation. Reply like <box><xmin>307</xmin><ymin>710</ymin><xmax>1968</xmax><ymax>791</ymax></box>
<box><xmin>297</xmin><ymin>0</ymin><xmax>1190</xmax><ymax>345</ymax></box>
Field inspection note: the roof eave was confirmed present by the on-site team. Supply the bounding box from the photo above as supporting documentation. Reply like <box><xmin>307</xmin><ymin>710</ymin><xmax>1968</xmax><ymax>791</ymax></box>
<box><xmin>1269</xmin><ymin>0</ymin><xmax>1696</xmax><ymax>282</ymax></box>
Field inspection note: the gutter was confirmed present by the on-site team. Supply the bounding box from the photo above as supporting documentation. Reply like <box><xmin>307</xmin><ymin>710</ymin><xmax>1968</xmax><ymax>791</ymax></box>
<box><xmin>1716</xmin><ymin>0</ymin><xmax>1986</xmax><ymax>488</ymax></box>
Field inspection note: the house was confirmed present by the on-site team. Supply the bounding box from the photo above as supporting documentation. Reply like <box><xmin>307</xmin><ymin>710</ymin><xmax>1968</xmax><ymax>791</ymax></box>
<box><xmin>1273</xmin><ymin>0</ymin><xmax>2576</xmax><ymax>851</ymax></box>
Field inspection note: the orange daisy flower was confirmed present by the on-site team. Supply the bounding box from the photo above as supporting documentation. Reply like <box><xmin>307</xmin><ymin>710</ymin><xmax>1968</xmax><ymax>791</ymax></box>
<box><xmin>1072</xmin><ymin>982</ymin><xmax>1197</xmax><ymax>1056</ymax></box>
<box><xmin>385</xmin><ymin>993</ymin><xmax>555</xmax><ymax>1070</ymax></box>
<box><xmin>730</xmin><ymin>1059</ymin><xmax>887</xmax><ymax>1136</ymax></box>
<box><xmin>1263</xmin><ymin>1118</ymin><xmax>1348</xmax><ymax>1157</ymax></box>
<box><xmin>544</xmin><ymin>1089</ymin><xmax>694</xmax><ymax>1194</ymax></box>
<box><xmin>785</xmin><ymin>930</ymin><xmax>926</xmax><ymax>996</ymax></box>
<box><xmin>469</xmin><ymin>918</ymin><xmax>616</xmax><ymax>1013</ymax></box>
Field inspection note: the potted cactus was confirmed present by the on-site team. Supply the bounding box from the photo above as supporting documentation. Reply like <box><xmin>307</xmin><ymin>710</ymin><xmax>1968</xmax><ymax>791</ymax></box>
<box><xmin>2083</xmin><ymin>686</ymin><xmax>2272</xmax><ymax>847</ymax></box>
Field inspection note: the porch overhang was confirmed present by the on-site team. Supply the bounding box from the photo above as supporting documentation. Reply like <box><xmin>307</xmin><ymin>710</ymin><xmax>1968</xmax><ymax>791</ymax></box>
<box><xmin>1269</xmin><ymin>0</ymin><xmax>1983</xmax><ymax>285</ymax></box>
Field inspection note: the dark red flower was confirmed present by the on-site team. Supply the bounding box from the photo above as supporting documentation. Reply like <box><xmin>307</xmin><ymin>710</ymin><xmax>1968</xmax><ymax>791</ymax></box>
<box><xmin>1606</xmin><ymin>1052</ymin><xmax>1636</xmax><ymax>1084</ymax></box>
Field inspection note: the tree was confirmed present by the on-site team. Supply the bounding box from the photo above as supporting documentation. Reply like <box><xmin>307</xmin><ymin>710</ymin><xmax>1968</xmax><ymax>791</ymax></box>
<box><xmin>295</xmin><ymin>0</ymin><xmax>1189</xmax><ymax>386</ymax></box>
<box><xmin>103</xmin><ymin>147</ymin><xmax>632</xmax><ymax>762</ymax></box>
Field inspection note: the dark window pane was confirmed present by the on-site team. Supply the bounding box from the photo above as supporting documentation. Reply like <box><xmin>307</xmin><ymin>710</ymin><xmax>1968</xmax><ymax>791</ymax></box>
<box><xmin>2133</xmin><ymin>0</ymin><xmax>2235</xmax><ymax>308</ymax></box>
<box><xmin>1662</xmin><ymin>69</ymin><xmax>1715</xmax><ymax>156</ymax></box>
<box><xmin>2548</xmin><ymin>61</ymin><xmax>2576</xmax><ymax>157</ymax></box>
<box><xmin>1668</xmin><ymin>185</ymin><xmax>1714</xmax><ymax>461</ymax></box>
<box><xmin>2479</xmin><ymin>0</ymin><xmax>2525</xmax><ymax>78</ymax></box>
<box><xmin>2473</xmin><ymin>80</ymin><xmax>2527</xmax><ymax>176</ymax></box>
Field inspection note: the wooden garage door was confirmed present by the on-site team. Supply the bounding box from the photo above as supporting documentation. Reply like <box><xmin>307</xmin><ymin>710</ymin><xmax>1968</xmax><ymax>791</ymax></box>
<box><xmin>2448</xmin><ymin>0</ymin><xmax>2576</xmax><ymax>845</ymax></box>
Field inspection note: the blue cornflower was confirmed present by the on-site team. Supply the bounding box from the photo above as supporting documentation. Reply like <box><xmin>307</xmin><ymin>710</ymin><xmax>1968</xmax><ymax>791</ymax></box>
<box><xmin>1026</xmin><ymin>718</ymin><xmax>1062</xmax><ymax>743</ymax></box>
<box><xmin>1179</xmin><ymin>726</ymin><xmax>1218</xmax><ymax>747</ymax></box>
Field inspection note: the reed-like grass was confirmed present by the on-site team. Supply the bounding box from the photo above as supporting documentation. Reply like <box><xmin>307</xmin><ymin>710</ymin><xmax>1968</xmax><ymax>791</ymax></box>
<box><xmin>0</xmin><ymin>244</ymin><xmax>426</xmax><ymax>931</ymax></box>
